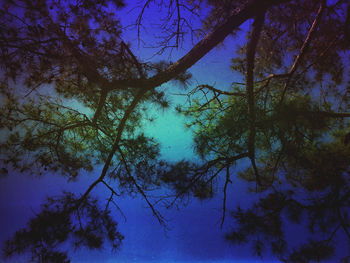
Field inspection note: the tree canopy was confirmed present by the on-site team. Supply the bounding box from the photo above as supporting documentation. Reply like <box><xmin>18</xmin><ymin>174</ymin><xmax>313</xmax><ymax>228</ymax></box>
<box><xmin>1</xmin><ymin>0</ymin><xmax>350</xmax><ymax>262</ymax></box>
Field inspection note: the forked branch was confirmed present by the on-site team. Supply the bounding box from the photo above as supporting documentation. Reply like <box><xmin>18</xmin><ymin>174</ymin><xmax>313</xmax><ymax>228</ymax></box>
<box><xmin>117</xmin><ymin>146</ymin><xmax>166</xmax><ymax>226</ymax></box>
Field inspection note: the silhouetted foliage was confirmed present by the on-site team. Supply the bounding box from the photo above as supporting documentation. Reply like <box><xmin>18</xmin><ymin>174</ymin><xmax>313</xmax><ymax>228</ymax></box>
<box><xmin>3</xmin><ymin>193</ymin><xmax>123</xmax><ymax>262</ymax></box>
<box><xmin>176</xmin><ymin>0</ymin><xmax>350</xmax><ymax>261</ymax></box>
<box><xmin>1</xmin><ymin>0</ymin><xmax>350</xmax><ymax>262</ymax></box>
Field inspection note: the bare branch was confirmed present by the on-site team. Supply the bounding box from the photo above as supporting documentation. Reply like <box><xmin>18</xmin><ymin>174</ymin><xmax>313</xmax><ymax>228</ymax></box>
<box><xmin>105</xmin><ymin>192</ymin><xmax>114</xmax><ymax>212</ymax></box>
<box><xmin>298</xmin><ymin>34</ymin><xmax>341</xmax><ymax>77</ymax></box>
<box><xmin>136</xmin><ymin>0</ymin><xmax>153</xmax><ymax>47</ymax></box>
<box><xmin>111</xmin><ymin>199</ymin><xmax>127</xmax><ymax>223</ymax></box>
<box><xmin>337</xmin><ymin>207</ymin><xmax>350</xmax><ymax>240</ymax></box>
<box><xmin>256</xmin><ymin>32</ymin><xmax>339</xmax><ymax>94</ymax></box>
<box><xmin>279</xmin><ymin>0</ymin><xmax>326</xmax><ymax>103</ymax></box>
<box><xmin>102</xmin><ymin>180</ymin><xmax>121</xmax><ymax>197</ymax></box>
<box><xmin>220</xmin><ymin>165</ymin><xmax>231</xmax><ymax>229</ymax></box>
<box><xmin>326</xmin><ymin>224</ymin><xmax>341</xmax><ymax>246</ymax></box>
<box><xmin>109</xmin><ymin>0</ymin><xmax>291</xmax><ymax>91</ymax></box>
<box><xmin>117</xmin><ymin>146</ymin><xmax>166</xmax><ymax>226</ymax></box>
<box><xmin>175</xmin><ymin>0</ymin><xmax>181</xmax><ymax>47</ymax></box>
<box><xmin>105</xmin><ymin>192</ymin><xmax>127</xmax><ymax>222</ymax></box>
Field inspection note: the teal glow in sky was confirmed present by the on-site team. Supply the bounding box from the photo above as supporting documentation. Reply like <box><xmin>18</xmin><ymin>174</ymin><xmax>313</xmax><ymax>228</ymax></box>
<box><xmin>0</xmin><ymin>2</ymin><xmax>281</xmax><ymax>262</ymax></box>
<box><xmin>2</xmin><ymin>0</ymin><xmax>349</xmax><ymax>262</ymax></box>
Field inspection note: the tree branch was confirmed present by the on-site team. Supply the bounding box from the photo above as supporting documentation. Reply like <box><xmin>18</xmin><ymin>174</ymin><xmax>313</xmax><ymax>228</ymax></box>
<box><xmin>136</xmin><ymin>0</ymin><xmax>153</xmax><ymax>47</ymax></box>
<box><xmin>79</xmin><ymin>89</ymin><xmax>146</xmax><ymax>205</ymax></box>
<box><xmin>104</xmin><ymin>186</ymin><xmax>127</xmax><ymax>222</ymax></box>
<box><xmin>121</xmin><ymin>41</ymin><xmax>146</xmax><ymax>79</ymax></box>
<box><xmin>168</xmin><ymin>153</ymin><xmax>248</xmax><ymax>208</ymax></box>
<box><xmin>246</xmin><ymin>10</ymin><xmax>266</xmax><ymax>186</ymax></box>
<box><xmin>55</xmin><ymin>25</ymin><xmax>110</xmax><ymax>89</ymax></box>
<box><xmin>220</xmin><ymin>165</ymin><xmax>231</xmax><ymax>229</ymax></box>
<box><xmin>279</xmin><ymin>0</ymin><xmax>326</xmax><ymax>103</ymax></box>
<box><xmin>337</xmin><ymin>207</ymin><xmax>350</xmax><ymax>240</ymax></box>
<box><xmin>109</xmin><ymin>0</ymin><xmax>290</xmax><ymax>91</ymax></box>
<box><xmin>117</xmin><ymin>146</ymin><xmax>166</xmax><ymax>226</ymax></box>
<box><xmin>91</xmin><ymin>89</ymin><xmax>108</xmax><ymax>124</ymax></box>
<box><xmin>175</xmin><ymin>0</ymin><xmax>181</xmax><ymax>47</ymax></box>
<box><xmin>197</xmin><ymin>84</ymin><xmax>245</xmax><ymax>96</ymax></box>
<box><xmin>298</xmin><ymin>34</ymin><xmax>341</xmax><ymax>77</ymax></box>
<box><xmin>101</xmin><ymin>180</ymin><xmax>120</xmax><ymax>197</ymax></box>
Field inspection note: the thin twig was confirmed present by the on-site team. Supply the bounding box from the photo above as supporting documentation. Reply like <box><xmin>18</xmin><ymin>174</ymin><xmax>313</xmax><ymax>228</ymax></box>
<box><xmin>136</xmin><ymin>0</ymin><xmax>153</xmax><ymax>47</ymax></box>
<box><xmin>102</xmin><ymin>180</ymin><xmax>120</xmax><ymax>196</ymax></box>
<box><xmin>111</xmin><ymin>199</ymin><xmax>127</xmax><ymax>222</ymax></box>
<box><xmin>105</xmin><ymin>192</ymin><xmax>114</xmax><ymax>212</ymax></box>
<box><xmin>337</xmin><ymin>207</ymin><xmax>350</xmax><ymax>240</ymax></box>
<box><xmin>198</xmin><ymin>84</ymin><xmax>245</xmax><ymax>96</ymax></box>
<box><xmin>175</xmin><ymin>0</ymin><xmax>181</xmax><ymax>47</ymax></box>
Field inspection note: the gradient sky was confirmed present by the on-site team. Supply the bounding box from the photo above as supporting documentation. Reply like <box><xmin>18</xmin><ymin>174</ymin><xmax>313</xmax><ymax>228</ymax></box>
<box><xmin>0</xmin><ymin>1</ymin><xmax>347</xmax><ymax>262</ymax></box>
<box><xmin>0</xmin><ymin>104</ymin><xmax>276</xmax><ymax>262</ymax></box>
<box><xmin>0</xmin><ymin>18</ymin><xmax>268</xmax><ymax>262</ymax></box>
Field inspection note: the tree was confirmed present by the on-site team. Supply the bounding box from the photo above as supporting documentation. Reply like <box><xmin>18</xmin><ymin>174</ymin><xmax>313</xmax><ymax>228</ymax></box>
<box><xmin>0</xmin><ymin>0</ymin><xmax>349</xmax><ymax>262</ymax></box>
<box><xmin>176</xmin><ymin>0</ymin><xmax>350</xmax><ymax>261</ymax></box>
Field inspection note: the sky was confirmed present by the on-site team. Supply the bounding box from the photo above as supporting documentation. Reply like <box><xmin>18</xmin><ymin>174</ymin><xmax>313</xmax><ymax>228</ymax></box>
<box><xmin>0</xmin><ymin>1</ymin><xmax>348</xmax><ymax>262</ymax></box>
<box><xmin>0</xmin><ymin>7</ymin><xmax>269</xmax><ymax>261</ymax></box>
<box><xmin>0</xmin><ymin>106</ymin><xmax>276</xmax><ymax>262</ymax></box>
<box><xmin>0</xmin><ymin>2</ymin><xmax>266</xmax><ymax>262</ymax></box>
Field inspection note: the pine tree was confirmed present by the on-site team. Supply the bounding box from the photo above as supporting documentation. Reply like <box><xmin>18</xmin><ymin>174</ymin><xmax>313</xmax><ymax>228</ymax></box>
<box><xmin>1</xmin><ymin>0</ymin><xmax>350</xmax><ymax>261</ymax></box>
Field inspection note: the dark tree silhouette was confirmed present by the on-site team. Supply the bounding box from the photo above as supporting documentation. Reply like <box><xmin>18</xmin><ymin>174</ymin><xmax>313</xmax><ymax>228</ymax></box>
<box><xmin>0</xmin><ymin>0</ymin><xmax>349</xmax><ymax>262</ymax></box>
<box><xmin>176</xmin><ymin>0</ymin><xmax>350</xmax><ymax>261</ymax></box>
<box><xmin>4</xmin><ymin>193</ymin><xmax>123</xmax><ymax>262</ymax></box>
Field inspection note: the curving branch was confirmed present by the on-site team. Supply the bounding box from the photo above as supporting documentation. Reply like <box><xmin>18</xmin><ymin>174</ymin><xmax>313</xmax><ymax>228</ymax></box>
<box><xmin>109</xmin><ymin>0</ymin><xmax>291</xmax><ymax>91</ymax></box>
<box><xmin>79</xmin><ymin>89</ymin><xmax>147</xmax><ymax>205</ymax></box>
<box><xmin>298</xmin><ymin>34</ymin><xmax>341</xmax><ymax>77</ymax></box>
<box><xmin>279</xmin><ymin>0</ymin><xmax>326</xmax><ymax>103</ymax></box>
<box><xmin>136</xmin><ymin>0</ymin><xmax>153</xmax><ymax>47</ymax></box>
<box><xmin>116</xmin><ymin>146</ymin><xmax>166</xmax><ymax>226</ymax></box>
<box><xmin>104</xmin><ymin>191</ymin><xmax>127</xmax><ymax>223</ymax></box>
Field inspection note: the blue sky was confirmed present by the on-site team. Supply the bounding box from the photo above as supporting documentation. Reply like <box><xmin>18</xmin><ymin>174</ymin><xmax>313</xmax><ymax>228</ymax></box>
<box><xmin>0</xmin><ymin>4</ymin><xmax>264</xmax><ymax>260</ymax></box>
<box><xmin>2</xmin><ymin>1</ymin><xmax>348</xmax><ymax>262</ymax></box>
